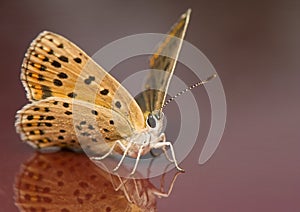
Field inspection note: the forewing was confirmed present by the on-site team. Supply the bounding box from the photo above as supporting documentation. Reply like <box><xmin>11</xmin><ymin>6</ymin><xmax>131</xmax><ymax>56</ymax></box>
<box><xmin>135</xmin><ymin>9</ymin><xmax>191</xmax><ymax>117</ymax></box>
<box><xmin>21</xmin><ymin>31</ymin><xmax>144</xmax><ymax>131</ymax></box>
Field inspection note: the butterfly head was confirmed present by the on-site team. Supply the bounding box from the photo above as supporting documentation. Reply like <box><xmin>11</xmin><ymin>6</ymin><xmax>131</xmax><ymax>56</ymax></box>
<box><xmin>127</xmin><ymin>111</ymin><xmax>166</xmax><ymax>158</ymax></box>
<box><xmin>146</xmin><ymin>110</ymin><xmax>165</xmax><ymax>134</ymax></box>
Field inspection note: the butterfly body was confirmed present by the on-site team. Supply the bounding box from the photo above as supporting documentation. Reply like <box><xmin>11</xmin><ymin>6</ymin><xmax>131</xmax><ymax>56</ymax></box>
<box><xmin>16</xmin><ymin>9</ymin><xmax>192</xmax><ymax>173</ymax></box>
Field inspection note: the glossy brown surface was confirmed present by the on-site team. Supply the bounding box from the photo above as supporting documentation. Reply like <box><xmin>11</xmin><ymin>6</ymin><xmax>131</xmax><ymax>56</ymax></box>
<box><xmin>1</xmin><ymin>1</ymin><xmax>299</xmax><ymax>211</ymax></box>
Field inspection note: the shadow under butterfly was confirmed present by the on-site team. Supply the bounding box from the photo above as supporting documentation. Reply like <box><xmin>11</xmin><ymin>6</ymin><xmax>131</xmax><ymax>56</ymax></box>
<box><xmin>14</xmin><ymin>152</ymin><xmax>182</xmax><ymax>212</ymax></box>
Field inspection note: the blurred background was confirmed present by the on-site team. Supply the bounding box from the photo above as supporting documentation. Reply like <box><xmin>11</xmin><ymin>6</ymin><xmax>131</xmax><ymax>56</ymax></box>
<box><xmin>1</xmin><ymin>0</ymin><xmax>299</xmax><ymax>211</ymax></box>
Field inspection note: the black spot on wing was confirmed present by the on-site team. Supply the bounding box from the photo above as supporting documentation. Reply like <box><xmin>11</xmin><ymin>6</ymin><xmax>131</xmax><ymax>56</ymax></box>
<box><xmin>57</xmin><ymin>72</ymin><xmax>68</xmax><ymax>79</ymax></box>
<box><xmin>67</xmin><ymin>92</ymin><xmax>77</xmax><ymax>98</ymax></box>
<box><xmin>91</xmin><ymin>110</ymin><xmax>98</xmax><ymax>115</ymax></box>
<box><xmin>40</xmin><ymin>64</ymin><xmax>47</xmax><ymax>70</ymax></box>
<box><xmin>115</xmin><ymin>101</ymin><xmax>121</xmax><ymax>109</ymax></box>
<box><xmin>53</xmin><ymin>79</ymin><xmax>63</xmax><ymax>86</ymax></box>
<box><xmin>100</xmin><ymin>89</ymin><xmax>109</xmax><ymax>95</ymax></box>
<box><xmin>27</xmin><ymin>115</ymin><xmax>33</xmax><ymax>120</ymax></box>
<box><xmin>74</xmin><ymin>57</ymin><xmax>82</xmax><ymax>64</ymax></box>
<box><xmin>65</xmin><ymin>111</ymin><xmax>72</xmax><ymax>115</ymax></box>
<box><xmin>51</xmin><ymin>60</ymin><xmax>61</xmax><ymax>68</ymax></box>
<box><xmin>46</xmin><ymin>116</ymin><xmax>55</xmax><ymax>120</ymax></box>
<box><xmin>63</xmin><ymin>103</ymin><xmax>69</xmax><ymax>108</ymax></box>
<box><xmin>48</xmin><ymin>49</ymin><xmax>54</xmax><ymax>55</ymax></box>
<box><xmin>58</xmin><ymin>56</ymin><xmax>69</xmax><ymax>63</ymax></box>
<box><xmin>84</xmin><ymin>76</ymin><xmax>95</xmax><ymax>85</ymax></box>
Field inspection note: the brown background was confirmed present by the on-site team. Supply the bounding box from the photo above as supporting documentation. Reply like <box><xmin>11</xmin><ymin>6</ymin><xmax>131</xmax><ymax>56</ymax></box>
<box><xmin>1</xmin><ymin>0</ymin><xmax>299</xmax><ymax>211</ymax></box>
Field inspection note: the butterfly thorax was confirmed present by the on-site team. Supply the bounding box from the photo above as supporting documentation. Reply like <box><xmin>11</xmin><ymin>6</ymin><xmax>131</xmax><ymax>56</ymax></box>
<box><xmin>125</xmin><ymin>112</ymin><xmax>165</xmax><ymax>158</ymax></box>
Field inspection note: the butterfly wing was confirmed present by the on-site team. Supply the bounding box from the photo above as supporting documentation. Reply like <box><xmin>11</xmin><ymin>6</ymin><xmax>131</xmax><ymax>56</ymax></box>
<box><xmin>135</xmin><ymin>9</ymin><xmax>191</xmax><ymax>118</ymax></box>
<box><xmin>21</xmin><ymin>31</ymin><xmax>145</xmax><ymax>131</ymax></box>
<box><xmin>15</xmin><ymin>97</ymin><xmax>133</xmax><ymax>154</ymax></box>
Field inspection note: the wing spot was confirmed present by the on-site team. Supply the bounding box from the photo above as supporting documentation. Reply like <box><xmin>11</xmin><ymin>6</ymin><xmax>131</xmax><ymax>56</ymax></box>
<box><xmin>44</xmin><ymin>107</ymin><xmax>50</xmax><ymax>112</ymax></box>
<box><xmin>81</xmin><ymin>132</ymin><xmax>91</xmax><ymax>136</ymax></box>
<box><xmin>27</xmin><ymin>115</ymin><xmax>34</xmax><ymax>120</ymax></box>
<box><xmin>65</xmin><ymin>111</ymin><xmax>72</xmax><ymax>115</ymax></box>
<box><xmin>42</xmin><ymin>57</ymin><xmax>49</xmax><ymax>62</ymax></box>
<box><xmin>74</xmin><ymin>57</ymin><xmax>82</xmax><ymax>63</ymax></box>
<box><xmin>51</xmin><ymin>60</ymin><xmax>61</xmax><ymax>68</ymax></box>
<box><xmin>109</xmin><ymin>120</ymin><xmax>114</xmax><ymax>125</ymax></box>
<box><xmin>84</xmin><ymin>76</ymin><xmax>95</xmax><ymax>85</ymax></box>
<box><xmin>53</xmin><ymin>79</ymin><xmax>63</xmax><ymax>86</ymax></box>
<box><xmin>46</xmin><ymin>116</ymin><xmax>55</xmax><ymax>120</ymax></box>
<box><xmin>48</xmin><ymin>49</ymin><xmax>54</xmax><ymax>55</ymax></box>
<box><xmin>67</xmin><ymin>92</ymin><xmax>77</xmax><ymax>98</ymax></box>
<box><xmin>63</xmin><ymin>103</ymin><xmax>69</xmax><ymax>108</ymax></box>
<box><xmin>33</xmin><ymin>107</ymin><xmax>40</xmax><ymax>111</ymax></box>
<box><xmin>91</xmin><ymin>110</ymin><xmax>98</xmax><ymax>115</ymax></box>
<box><xmin>45</xmin><ymin>123</ymin><xmax>52</xmax><ymax>127</ymax></box>
<box><xmin>100</xmin><ymin>89</ymin><xmax>109</xmax><ymax>95</ymax></box>
<box><xmin>58</xmin><ymin>136</ymin><xmax>64</xmax><ymax>140</ymax></box>
<box><xmin>37</xmin><ymin>74</ymin><xmax>45</xmax><ymax>81</ymax></box>
<box><xmin>115</xmin><ymin>101</ymin><xmax>121</xmax><ymax>109</ymax></box>
<box><xmin>58</xmin><ymin>43</ymin><xmax>64</xmax><ymax>48</ymax></box>
<box><xmin>59</xmin><ymin>56</ymin><xmax>69</xmax><ymax>63</ymax></box>
<box><xmin>40</xmin><ymin>64</ymin><xmax>47</xmax><ymax>70</ymax></box>
<box><xmin>60</xmin><ymin>129</ymin><xmax>66</xmax><ymax>133</ymax></box>
<box><xmin>39</xmin><ymin>115</ymin><xmax>44</xmax><ymax>120</ymax></box>
<box><xmin>103</xmin><ymin>128</ymin><xmax>109</xmax><ymax>132</ymax></box>
<box><xmin>57</xmin><ymin>72</ymin><xmax>68</xmax><ymax>79</ymax></box>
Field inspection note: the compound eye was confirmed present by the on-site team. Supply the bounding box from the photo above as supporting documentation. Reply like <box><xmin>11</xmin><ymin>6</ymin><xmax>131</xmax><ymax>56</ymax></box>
<box><xmin>146</xmin><ymin>114</ymin><xmax>156</xmax><ymax>128</ymax></box>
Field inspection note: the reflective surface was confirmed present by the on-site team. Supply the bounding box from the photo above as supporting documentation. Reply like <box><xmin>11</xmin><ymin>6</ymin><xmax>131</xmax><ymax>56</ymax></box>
<box><xmin>15</xmin><ymin>152</ymin><xmax>179</xmax><ymax>211</ymax></box>
<box><xmin>1</xmin><ymin>0</ymin><xmax>300</xmax><ymax>211</ymax></box>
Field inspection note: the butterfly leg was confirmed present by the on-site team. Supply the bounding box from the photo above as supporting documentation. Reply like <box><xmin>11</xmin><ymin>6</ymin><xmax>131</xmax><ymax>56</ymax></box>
<box><xmin>154</xmin><ymin>171</ymin><xmax>182</xmax><ymax>197</ymax></box>
<box><xmin>90</xmin><ymin>140</ymin><xmax>127</xmax><ymax>160</ymax></box>
<box><xmin>152</xmin><ymin>140</ymin><xmax>184</xmax><ymax>172</ymax></box>
<box><xmin>159</xmin><ymin>134</ymin><xmax>174</xmax><ymax>163</ymax></box>
<box><xmin>113</xmin><ymin>142</ymin><xmax>132</xmax><ymax>172</ymax></box>
<box><xmin>130</xmin><ymin>145</ymin><xmax>145</xmax><ymax>175</ymax></box>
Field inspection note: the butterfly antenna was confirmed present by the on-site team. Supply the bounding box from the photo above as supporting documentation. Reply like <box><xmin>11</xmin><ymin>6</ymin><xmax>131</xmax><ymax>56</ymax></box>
<box><xmin>162</xmin><ymin>74</ymin><xmax>217</xmax><ymax>109</ymax></box>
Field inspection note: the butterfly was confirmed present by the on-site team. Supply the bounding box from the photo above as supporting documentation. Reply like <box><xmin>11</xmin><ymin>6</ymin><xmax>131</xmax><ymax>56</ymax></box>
<box><xmin>15</xmin><ymin>9</ymin><xmax>192</xmax><ymax>174</ymax></box>
<box><xmin>14</xmin><ymin>152</ymin><xmax>180</xmax><ymax>211</ymax></box>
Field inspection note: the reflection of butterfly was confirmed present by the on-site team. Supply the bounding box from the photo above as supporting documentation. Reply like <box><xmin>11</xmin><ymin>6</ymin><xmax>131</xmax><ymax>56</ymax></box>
<box><xmin>15</xmin><ymin>152</ymin><xmax>180</xmax><ymax>211</ymax></box>
<box><xmin>15</xmin><ymin>9</ymin><xmax>191</xmax><ymax>174</ymax></box>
